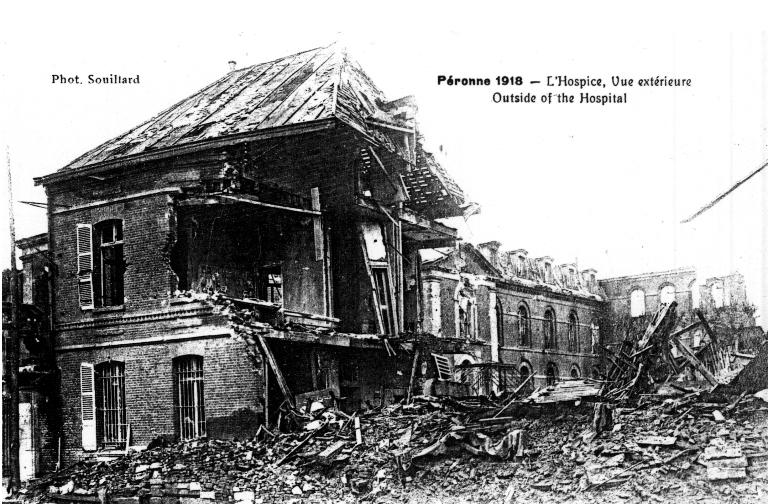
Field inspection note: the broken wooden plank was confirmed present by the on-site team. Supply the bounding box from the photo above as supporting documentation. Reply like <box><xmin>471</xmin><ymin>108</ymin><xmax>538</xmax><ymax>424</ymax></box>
<box><xmin>317</xmin><ymin>440</ymin><xmax>346</xmax><ymax>463</ymax></box>
<box><xmin>276</xmin><ymin>425</ymin><xmax>326</xmax><ymax>466</ymax></box>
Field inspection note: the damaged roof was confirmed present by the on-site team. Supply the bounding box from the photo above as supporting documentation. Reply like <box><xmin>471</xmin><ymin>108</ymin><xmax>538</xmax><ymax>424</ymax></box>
<box><xmin>36</xmin><ymin>43</ymin><xmax>467</xmax><ymax>210</ymax></box>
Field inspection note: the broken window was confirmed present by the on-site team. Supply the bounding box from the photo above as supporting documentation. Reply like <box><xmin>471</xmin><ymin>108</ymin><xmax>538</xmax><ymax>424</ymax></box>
<box><xmin>660</xmin><ymin>285</ymin><xmax>676</xmax><ymax>305</ymax></box>
<box><xmin>95</xmin><ymin>361</ymin><xmax>127</xmax><ymax>445</ymax></box>
<box><xmin>173</xmin><ymin>356</ymin><xmax>206</xmax><ymax>440</ymax></box>
<box><xmin>630</xmin><ymin>289</ymin><xmax>646</xmax><ymax>317</ymax></box>
<box><xmin>372</xmin><ymin>267</ymin><xmax>396</xmax><ymax>335</ymax></box>
<box><xmin>570</xmin><ymin>364</ymin><xmax>581</xmax><ymax>379</ymax></box>
<box><xmin>360</xmin><ymin>222</ymin><xmax>396</xmax><ymax>335</ymax></box>
<box><xmin>567</xmin><ymin>311</ymin><xmax>579</xmax><ymax>352</ymax></box>
<box><xmin>94</xmin><ymin>220</ymin><xmax>124</xmax><ymax>307</ymax></box>
<box><xmin>543</xmin><ymin>308</ymin><xmax>556</xmax><ymax>349</ymax></box>
<box><xmin>518</xmin><ymin>304</ymin><xmax>531</xmax><ymax>346</ymax></box>
<box><xmin>689</xmin><ymin>280</ymin><xmax>700</xmax><ymax>309</ymax></box>
<box><xmin>710</xmin><ymin>281</ymin><xmax>725</xmax><ymax>308</ymax></box>
<box><xmin>259</xmin><ymin>265</ymin><xmax>283</xmax><ymax>304</ymax></box>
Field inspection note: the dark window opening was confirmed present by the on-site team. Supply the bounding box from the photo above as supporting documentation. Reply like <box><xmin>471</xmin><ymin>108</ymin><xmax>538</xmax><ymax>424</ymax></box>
<box><xmin>518</xmin><ymin>305</ymin><xmax>530</xmax><ymax>346</ymax></box>
<box><xmin>567</xmin><ymin>311</ymin><xmax>579</xmax><ymax>352</ymax></box>
<box><xmin>259</xmin><ymin>265</ymin><xmax>283</xmax><ymax>305</ymax></box>
<box><xmin>173</xmin><ymin>356</ymin><xmax>205</xmax><ymax>440</ymax></box>
<box><xmin>95</xmin><ymin>361</ymin><xmax>127</xmax><ymax>445</ymax></box>
<box><xmin>94</xmin><ymin>220</ymin><xmax>124</xmax><ymax>307</ymax></box>
<box><xmin>543</xmin><ymin>309</ymin><xmax>556</xmax><ymax>349</ymax></box>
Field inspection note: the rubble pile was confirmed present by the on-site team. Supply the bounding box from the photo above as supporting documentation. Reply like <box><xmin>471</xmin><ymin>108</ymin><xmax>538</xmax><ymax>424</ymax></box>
<box><xmin>21</xmin><ymin>388</ymin><xmax>768</xmax><ymax>503</ymax></box>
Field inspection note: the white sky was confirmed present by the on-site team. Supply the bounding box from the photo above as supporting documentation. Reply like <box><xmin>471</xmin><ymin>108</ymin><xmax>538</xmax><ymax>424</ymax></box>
<box><xmin>1</xmin><ymin>1</ymin><xmax>766</xmax><ymax>326</ymax></box>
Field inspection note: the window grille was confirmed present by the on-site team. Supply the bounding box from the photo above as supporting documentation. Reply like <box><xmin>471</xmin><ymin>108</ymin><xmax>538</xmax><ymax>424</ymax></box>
<box><xmin>174</xmin><ymin>356</ymin><xmax>206</xmax><ymax>440</ymax></box>
<box><xmin>95</xmin><ymin>361</ymin><xmax>127</xmax><ymax>445</ymax></box>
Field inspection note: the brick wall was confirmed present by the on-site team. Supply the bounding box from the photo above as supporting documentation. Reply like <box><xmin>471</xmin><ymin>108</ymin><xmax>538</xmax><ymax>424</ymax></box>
<box><xmin>56</xmin><ymin>335</ymin><xmax>262</xmax><ymax>466</ymax></box>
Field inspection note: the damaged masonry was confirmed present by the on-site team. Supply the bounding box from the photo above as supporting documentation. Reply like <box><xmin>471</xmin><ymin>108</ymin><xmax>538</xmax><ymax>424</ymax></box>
<box><xmin>4</xmin><ymin>42</ymin><xmax>768</xmax><ymax>504</ymax></box>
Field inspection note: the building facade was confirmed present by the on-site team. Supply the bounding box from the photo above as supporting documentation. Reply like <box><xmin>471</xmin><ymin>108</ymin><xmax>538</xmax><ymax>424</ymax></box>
<box><xmin>34</xmin><ymin>44</ymin><xmax>468</xmax><ymax>465</ymax></box>
<box><xmin>420</xmin><ymin>242</ymin><xmax>607</xmax><ymax>389</ymax></box>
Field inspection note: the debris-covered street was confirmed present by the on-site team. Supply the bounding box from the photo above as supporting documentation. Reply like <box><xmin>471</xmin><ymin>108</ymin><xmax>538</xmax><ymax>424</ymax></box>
<box><xmin>20</xmin><ymin>387</ymin><xmax>768</xmax><ymax>503</ymax></box>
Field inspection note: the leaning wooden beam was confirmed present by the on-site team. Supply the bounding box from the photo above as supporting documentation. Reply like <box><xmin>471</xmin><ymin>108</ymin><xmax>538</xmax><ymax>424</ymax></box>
<box><xmin>257</xmin><ymin>334</ymin><xmax>296</xmax><ymax>409</ymax></box>
<box><xmin>406</xmin><ymin>348</ymin><xmax>421</xmax><ymax>403</ymax></box>
<box><xmin>492</xmin><ymin>373</ymin><xmax>534</xmax><ymax>419</ymax></box>
<box><xmin>669</xmin><ymin>321</ymin><xmax>703</xmax><ymax>340</ymax></box>
<box><xmin>671</xmin><ymin>335</ymin><xmax>719</xmax><ymax>387</ymax></box>
<box><xmin>695</xmin><ymin>309</ymin><xmax>719</xmax><ymax>347</ymax></box>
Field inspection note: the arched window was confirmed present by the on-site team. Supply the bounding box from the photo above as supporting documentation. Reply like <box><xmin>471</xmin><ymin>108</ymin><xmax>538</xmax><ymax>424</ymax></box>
<box><xmin>567</xmin><ymin>311</ymin><xmax>579</xmax><ymax>352</ymax></box>
<box><xmin>95</xmin><ymin>361</ymin><xmax>127</xmax><ymax>445</ymax></box>
<box><xmin>570</xmin><ymin>364</ymin><xmax>581</xmax><ymax>379</ymax></box>
<box><xmin>173</xmin><ymin>355</ymin><xmax>206</xmax><ymax>440</ymax></box>
<box><xmin>630</xmin><ymin>289</ymin><xmax>646</xmax><ymax>317</ymax></box>
<box><xmin>590</xmin><ymin>320</ymin><xmax>600</xmax><ymax>354</ymax></box>
<box><xmin>519</xmin><ymin>361</ymin><xmax>534</xmax><ymax>393</ymax></box>
<box><xmin>518</xmin><ymin>304</ymin><xmax>531</xmax><ymax>347</ymax></box>
<box><xmin>660</xmin><ymin>285</ymin><xmax>676</xmax><ymax>304</ymax></box>
<box><xmin>689</xmin><ymin>280</ymin><xmax>700</xmax><ymax>309</ymax></box>
<box><xmin>496</xmin><ymin>299</ymin><xmax>504</xmax><ymax>347</ymax></box>
<box><xmin>711</xmin><ymin>281</ymin><xmax>725</xmax><ymax>308</ymax></box>
<box><xmin>543</xmin><ymin>308</ymin><xmax>556</xmax><ymax>349</ymax></box>
<box><xmin>591</xmin><ymin>367</ymin><xmax>601</xmax><ymax>380</ymax></box>
<box><xmin>546</xmin><ymin>362</ymin><xmax>559</xmax><ymax>386</ymax></box>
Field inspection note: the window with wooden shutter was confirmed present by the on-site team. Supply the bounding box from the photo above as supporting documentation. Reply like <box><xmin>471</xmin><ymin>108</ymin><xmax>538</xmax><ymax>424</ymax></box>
<box><xmin>80</xmin><ymin>363</ymin><xmax>97</xmax><ymax>450</ymax></box>
<box><xmin>76</xmin><ymin>224</ymin><xmax>94</xmax><ymax>309</ymax></box>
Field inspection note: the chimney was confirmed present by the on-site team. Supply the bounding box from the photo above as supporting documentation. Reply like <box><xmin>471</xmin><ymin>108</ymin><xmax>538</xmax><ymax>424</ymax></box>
<box><xmin>228</xmin><ymin>60</ymin><xmax>237</xmax><ymax>72</ymax></box>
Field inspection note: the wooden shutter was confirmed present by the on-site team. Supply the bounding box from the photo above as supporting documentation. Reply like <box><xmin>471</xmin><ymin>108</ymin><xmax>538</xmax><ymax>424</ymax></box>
<box><xmin>80</xmin><ymin>363</ymin><xmax>97</xmax><ymax>450</ymax></box>
<box><xmin>76</xmin><ymin>224</ymin><xmax>94</xmax><ymax>308</ymax></box>
<box><xmin>432</xmin><ymin>353</ymin><xmax>453</xmax><ymax>381</ymax></box>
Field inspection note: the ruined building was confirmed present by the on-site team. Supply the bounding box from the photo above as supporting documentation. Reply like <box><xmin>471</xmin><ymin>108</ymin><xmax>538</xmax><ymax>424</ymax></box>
<box><xmin>2</xmin><ymin>234</ymin><xmax>58</xmax><ymax>480</ymax></box>
<box><xmin>420</xmin><ymin>241</ymin><xmax>607</xmax><ymax>390</ymax></box>
<box><xmin>599</xmin><ymin>268</ymin><xmax>761</xmax><ymax>352</ymax></box>
<box><xmin>32</xmin><ymin>44</ymin><xmax>469</xmax><ymax>464</ymax></box>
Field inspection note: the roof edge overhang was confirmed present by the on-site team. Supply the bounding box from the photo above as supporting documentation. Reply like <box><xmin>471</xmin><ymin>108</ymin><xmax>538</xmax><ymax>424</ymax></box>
<box><xmin>35</xmin><ymin>118</ymin><xmax>340</xmax><ymax>187</ymax></box>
